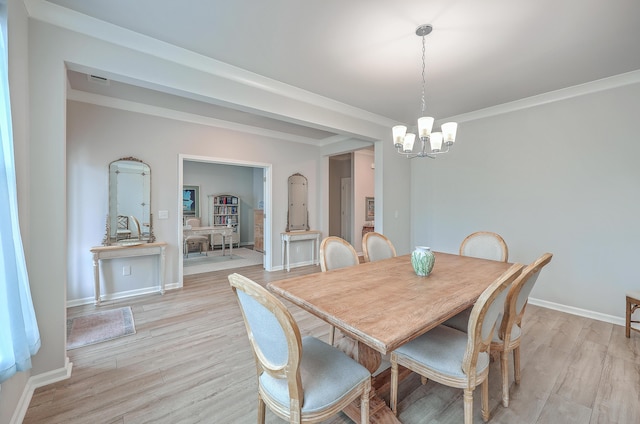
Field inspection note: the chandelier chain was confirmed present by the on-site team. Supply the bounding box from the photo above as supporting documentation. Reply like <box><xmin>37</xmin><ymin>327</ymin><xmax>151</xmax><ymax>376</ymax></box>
<box><xmin>421</xmin><ymin>34</ymin><xmax>426</xmax><ymax>114</ymax></box>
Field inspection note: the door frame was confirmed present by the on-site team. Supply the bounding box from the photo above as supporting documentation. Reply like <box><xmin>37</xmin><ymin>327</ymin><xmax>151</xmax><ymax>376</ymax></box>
<box><xmin>178</xmin><ymin>154</ymin><xmax>273</xmax><ymax>284</ymax></box>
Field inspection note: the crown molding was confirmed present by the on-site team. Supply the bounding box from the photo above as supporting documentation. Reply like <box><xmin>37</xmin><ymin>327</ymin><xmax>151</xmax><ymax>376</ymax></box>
<box><xmin>24</xmin><ymin>0</ymin><xmax>396</xmax><ymax>131</ymax></box>
<box><xmin>445</xmin><ymin>69</ymin><xmax>640</xmax><ymax>124</ymax></box>
<box><xmin>67</xmin><ymin>88</ymin><xmax>332</xmax><ymax>146</ymax></box>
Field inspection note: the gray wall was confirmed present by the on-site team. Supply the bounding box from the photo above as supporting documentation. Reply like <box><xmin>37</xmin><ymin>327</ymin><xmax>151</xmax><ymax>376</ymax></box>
<box><xmin>412</xmin><ymin>77</ymin><xmax>640</xmax><ymax>320</ymax></box>
<box><xmin>66</xmin><ymin>101</ymin><xmax>321</xmax><ymax>303</ymax></box>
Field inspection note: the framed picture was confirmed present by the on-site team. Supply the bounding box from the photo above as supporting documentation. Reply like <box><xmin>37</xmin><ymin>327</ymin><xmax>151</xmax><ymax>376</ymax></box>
<box><xmin>183</xmin><ymin>185</ymin><xmax>199</xmax><ymax>216</ymax></box>
<box><xmin>365</xmin><ymin>197</ymin><xmax>375</xmax><ymax>221</ymax></box>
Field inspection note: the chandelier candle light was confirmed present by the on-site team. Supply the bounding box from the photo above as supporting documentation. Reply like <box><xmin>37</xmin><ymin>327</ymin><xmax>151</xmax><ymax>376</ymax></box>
<box><xmin>393</xmin><ymin>24</ymin><xmax>458</xmax><ymax>159</ymax></box>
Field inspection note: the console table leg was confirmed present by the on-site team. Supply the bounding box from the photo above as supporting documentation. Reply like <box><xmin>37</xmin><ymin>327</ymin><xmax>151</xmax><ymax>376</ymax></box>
<box><xmin>92</xmin><ymin>254</ymin><xmax>101</xmax><ymax>305</ymax></box>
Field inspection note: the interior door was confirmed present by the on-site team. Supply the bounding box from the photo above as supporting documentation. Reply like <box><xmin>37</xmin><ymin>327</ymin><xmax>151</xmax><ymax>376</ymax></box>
<box><xmin>341</xmin><ymin>177</ymin><xmax>352</xmax><ymax>243</ymax></box>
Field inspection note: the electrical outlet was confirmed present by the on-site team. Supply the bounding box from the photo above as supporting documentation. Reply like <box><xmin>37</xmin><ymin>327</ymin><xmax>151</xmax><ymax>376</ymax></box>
<box><xmin>123</xmin><ymin>265</ymin><xmax>131</xmax><ymax>276</ymax></box>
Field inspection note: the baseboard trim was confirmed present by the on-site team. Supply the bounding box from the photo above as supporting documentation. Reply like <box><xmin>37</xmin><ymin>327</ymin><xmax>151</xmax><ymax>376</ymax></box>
<box><xmin>11</xmin><ymin>358</ymin><xmax>73</xmax><ymax>424</ymax></box>
<box><xmin>274</xmin><ymin>259</ymin><xmax>318</xmax><ymax>272</ymax></box>
<box><xmin>529</xmin><ymin>297</ymin><xmax>624</xmax><ymax>327</ymax></box>
<box><xmin>67</xmin><ymin>285</ymin><xmax>169</xmax><ymax>307</ymax></box>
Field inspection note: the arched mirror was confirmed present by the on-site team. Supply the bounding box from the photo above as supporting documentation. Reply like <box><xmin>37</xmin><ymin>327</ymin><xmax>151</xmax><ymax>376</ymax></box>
<box><xmin>286</xmin><ymin>173</ymin><xmax>309</xmax><ymax>231</ymax></box>
<box><xmin>103</xmin><ymin>157</ymin><xmax>154</xmax><ymax>245</ymax></box>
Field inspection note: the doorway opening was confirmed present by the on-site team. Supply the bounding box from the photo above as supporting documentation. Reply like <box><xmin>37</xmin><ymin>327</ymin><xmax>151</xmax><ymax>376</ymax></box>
<box><xmin>178</xmin><ymin>154</ymin><xmax>272</xmax><ymax>283</ymax></box>
<box><xmin>328</xmin><ymin>148</ymin><xmax>374</xmax><ymax>254</ymax></box>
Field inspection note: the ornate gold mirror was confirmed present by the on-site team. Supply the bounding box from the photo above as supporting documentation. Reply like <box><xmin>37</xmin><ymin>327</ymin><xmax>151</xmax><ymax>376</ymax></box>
<box><xmin>103</xmin><ymin>157</ymin><xmax>154</xmax><ymax>245</ymax></box>
<box><xmin>286</xmin><ymin>173</ymin><xmax>309</xmax><ymax>231</ymax></box>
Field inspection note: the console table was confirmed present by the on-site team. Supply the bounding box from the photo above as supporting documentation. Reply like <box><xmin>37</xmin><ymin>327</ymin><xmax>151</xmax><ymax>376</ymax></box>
<box><xmin>280</xmin><ymin>230</ymin><xmax>321</xmax><ymax>272</ymax></box>
<box><xmin>90</xmin><ymin>242</ymin><xmax>167</xmax><ymax>305</ymax></box>
<box><xmin>184</xmin><ymin>226</ymin><xmax>234</xmax><ymax>256</ymax></box>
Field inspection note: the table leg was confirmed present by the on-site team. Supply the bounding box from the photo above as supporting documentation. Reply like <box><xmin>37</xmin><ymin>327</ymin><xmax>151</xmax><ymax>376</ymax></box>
<box><xmin>285</xmin><ymin>239</ymin><xmax>291</xmax><ymax>272</ymax></box>
<box><xmin>229</xmin><ymin>233</ymin><xmax>233</xmax><ymax>256</ymax></box>
<box><xmin>335</xmin><ymin>336</ymin><xmax>402</xmax><ymax>423</ymax></box>
<box><xmin>92</xmin><ymin>253</ymin><xmax>101</xmax><ymax>305</ymax></box>
<box><xmin>159</xmin><ymin>246</ymin><xmax>166</xmax><ymax>295</ymax></box>
<box><xmin>281</xmin><ymin>237</ymin><xmax>285</xmax><ymax>271</ymax></box>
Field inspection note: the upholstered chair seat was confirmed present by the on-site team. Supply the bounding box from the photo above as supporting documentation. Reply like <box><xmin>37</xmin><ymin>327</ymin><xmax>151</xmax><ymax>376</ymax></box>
<box><xmin>394</xmin><ymin>325</ymin><xmax>491</xmax><ymax>379</ymax></box>
<box><xmin>443</xmin><ymin>253</ymin><xmax>553</xmax><ymax>408</ymax></box>
<box><xmin>390</xmin><ymin>263</ymin><xmax>522</xmax><ymax>424</ymax></box>
<box><xmin>229</xmin><ymin>273</ymin><xmax>371</xmax><ymax>424</ymax></box>
<box><xmin>259</xmin><ymin>336</ymin><xmax>371</xmax><ymax>415</ymax></box>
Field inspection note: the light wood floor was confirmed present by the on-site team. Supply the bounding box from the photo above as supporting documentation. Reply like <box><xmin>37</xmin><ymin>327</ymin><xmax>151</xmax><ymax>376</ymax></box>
<box><xmin>24</xmin><ymin>265</ymin><xmax>640</xmax><ymax>423</ymax></box>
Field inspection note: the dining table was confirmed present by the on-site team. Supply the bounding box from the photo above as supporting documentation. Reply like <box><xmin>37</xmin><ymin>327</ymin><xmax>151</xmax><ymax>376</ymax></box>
<box><xmin>268</xmin><ymin>251</ymin><xmax>521</xmax><ymax>423</ymax></box>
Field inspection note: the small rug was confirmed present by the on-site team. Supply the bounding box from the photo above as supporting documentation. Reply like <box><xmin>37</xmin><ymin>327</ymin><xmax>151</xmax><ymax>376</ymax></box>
<box><xmin>183</xmin><ymin>247</ymin><xmax>264</xmax><ymax>275</ymax></box>
<box><xmin>67</xmin><ymin>306</ymin><xmax>136</xmax><ymax>350</ymax></box>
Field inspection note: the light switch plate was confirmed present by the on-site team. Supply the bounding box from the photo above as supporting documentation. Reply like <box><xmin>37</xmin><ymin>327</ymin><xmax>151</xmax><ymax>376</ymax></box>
<box><xmin>158</xmin><ymin>210</ymin><xmax>169</xmax><ymax>219</ymax></box>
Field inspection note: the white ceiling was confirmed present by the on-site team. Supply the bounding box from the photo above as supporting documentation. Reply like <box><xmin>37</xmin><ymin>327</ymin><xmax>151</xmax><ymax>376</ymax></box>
<box><xmin>45</xmin><ymin>0</ymin><xmax>640</xmax><ymax>143</ymax></box>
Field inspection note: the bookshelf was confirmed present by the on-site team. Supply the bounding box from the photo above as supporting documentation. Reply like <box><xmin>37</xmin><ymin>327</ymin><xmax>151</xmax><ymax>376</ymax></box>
<box><xmin>208</xmin><ymin>194</ymin><xmax>240</xmax><ymax>247</ymax></box>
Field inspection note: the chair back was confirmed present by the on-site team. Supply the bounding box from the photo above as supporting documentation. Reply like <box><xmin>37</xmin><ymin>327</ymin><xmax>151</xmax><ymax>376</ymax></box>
<box><xmin>463</xmin><ymin>263</ymin><xmax>522</xmax><ymax>381</ymax></box>
<box><xmin>228</xmin><ymin>273</ymin><xmax>304</xmax><ymax>410</ymax></box>
<box><xmin>185</xmin><ymin>217</ymin><xmax>201</xmax><ymax>227</ymax></box>
<box><xmin>320</xmin><ymin>236</ymin><xmax>359</xmax><ymax>272</ymax></box>
<box><xmin>362</xmin><ymin>232</ymin><xmax>397</xmax><ymax>262</ymax></box>
<box><xmin>117</xmin><ymin>215</ymin><xmax>129</xmax><ymax>230</ymax></box>
<box><xmin>129</xmin><ymin>215</ymin><xmax>141</xmax><ymax>238</ymax></box>
<box><xmin>498</xmin><ymin>253</ymin><xmax>553</xmax><ymax>343</ymax></box>
<box><xmin>459</xmin><ymin>231</ymin><xmax>509</xmax><ymax>262</ymax></box>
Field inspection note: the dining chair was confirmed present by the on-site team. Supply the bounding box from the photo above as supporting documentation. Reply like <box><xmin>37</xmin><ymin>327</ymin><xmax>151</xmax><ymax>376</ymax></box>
<box><xmin>183</xmin><ymin>217</ymin><xmax>208</xmax><ymax>257</ymax></box>
<box><xmin>228</xmin><ymin>273</ymin><xmax>371</xmax><ymax>424</ymax></box>
<box><xmin>320</xmin><ymin>236</ymin><xmax>360</xmax><ymax>272</ymax></box>
<box><xmin>362</xmin><ymin>231</ymin><xmax>397</xmax><ymax>263</ymax></box>
<box><xmin>319</xmin><ymin>236</ymin><xmax>360</xmax><ymax>345</ymax></box>
<box><xmin>390</xmin><ymin>263</ymin><xmax>522</xmax><ymax>424</ymax></box>
<box><xmin>444</xmin><ymin>253</ymin><xmax>553</xmax><ymax>408</ymax></box>
<box><xmin>626</xmin><ymin>290</ymin><xmax>640</xmax><ymax>338</ymax></box>
<box><xmin>459</xmin><ymin>231</ymin><xmax>509</xmax><ymax>262</ymax></box>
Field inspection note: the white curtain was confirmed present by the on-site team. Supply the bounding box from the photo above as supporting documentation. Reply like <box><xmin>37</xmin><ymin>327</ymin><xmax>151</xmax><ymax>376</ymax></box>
<box><xmin>0</xmin><ymin>0</ymin><xmax>41</xmax><ymax>384</ymax></box>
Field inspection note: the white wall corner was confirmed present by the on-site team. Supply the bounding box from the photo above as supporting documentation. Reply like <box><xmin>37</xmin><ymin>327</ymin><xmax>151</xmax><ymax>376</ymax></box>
<box><xmin>10</xmin><ymin>357</ymin><xmax>73</xmax><ymax>424</ymax></box>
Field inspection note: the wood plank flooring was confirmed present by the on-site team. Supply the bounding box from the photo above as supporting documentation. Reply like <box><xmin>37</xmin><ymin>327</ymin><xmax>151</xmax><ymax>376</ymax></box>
<box><xmin>23</xmin><ymin>265</ymin><xmax>640</xmax><ymax>423</ymax></box>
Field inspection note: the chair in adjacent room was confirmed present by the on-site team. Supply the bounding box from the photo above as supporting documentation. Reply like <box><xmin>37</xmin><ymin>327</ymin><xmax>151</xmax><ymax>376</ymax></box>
<box><xmin>626</xmin><ymin>291</ymin><xmax>640</xmax><ymax>338</ymax></box>
<box><xmin>319</xmin><ymin>236</ymin><xmax>360</xmax><ymax>345</ymax></box>
<box><xmin>116</xmin><ymin>215</ymin><xmax>132</xmax><ymax>240</ymax></box>
<box><xmin>228</xmin><ymin>273</ymin><xmax>371</xmax><ymax>424</ymax></box>
<box><xmin>129</xmin><ymin>215</ymin><xmax>142</xmax><ymax>239</ymax></box>
<box><xmin>390</xmin><ymin>263</ymin><xmax>522</xmax><ymax>424</ymax></box>
<box><xmin>362</xmin><ymin>231</ymin><xmax>397</xmax><ymax>263</ymax></box>
<box><xmin>444</xmin><ymin>252</ymin><xmax>553</xmax><ymax>408</ymax></box>
<box><xmin>459</xmin><ymin>231</ymin><xmax>509</xmax><ymax>262</ymax></box>
<box><xmin>183</xmin><ymin>217</ymin><xmax>208</xmax><ymax>257</ymax></box>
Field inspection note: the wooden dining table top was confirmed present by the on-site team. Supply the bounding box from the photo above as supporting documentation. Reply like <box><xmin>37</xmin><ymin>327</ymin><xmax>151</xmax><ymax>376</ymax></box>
<box><xmin>268</xmin><ymin>252</ymin><xmax>519</xmax><ymax>355</ymax></box>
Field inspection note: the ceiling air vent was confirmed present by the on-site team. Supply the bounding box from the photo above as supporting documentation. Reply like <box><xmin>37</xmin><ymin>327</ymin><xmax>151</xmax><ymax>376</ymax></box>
<box><xmin>87</xmin><ymin>74</ymin><xmax>110</xmax><ymax>86</ymax></box>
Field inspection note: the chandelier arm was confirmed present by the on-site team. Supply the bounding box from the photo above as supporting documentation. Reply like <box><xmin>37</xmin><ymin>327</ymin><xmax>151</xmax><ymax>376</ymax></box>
<box><xmin>395</xmin><ymin>146</ymin><xmax>436</xmax><ymax>159</ymax></box>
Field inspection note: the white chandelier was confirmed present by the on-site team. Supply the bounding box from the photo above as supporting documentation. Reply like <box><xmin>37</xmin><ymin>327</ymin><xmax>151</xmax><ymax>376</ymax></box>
<box><xmin>392</xmin><ymin>24</ymin><xmax>458</xmax><ymax>159</ymax></box>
